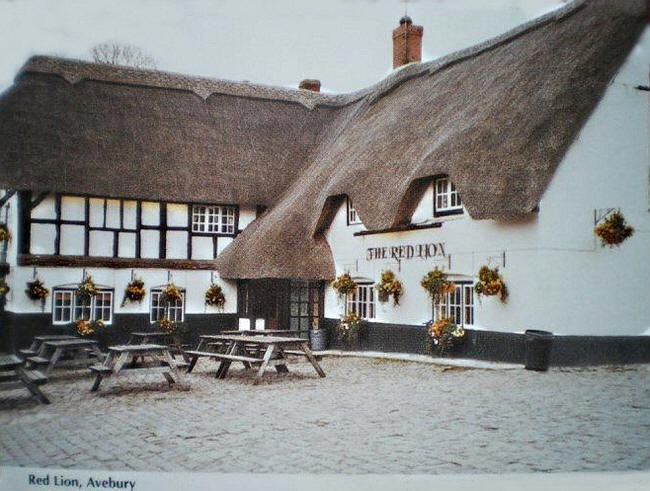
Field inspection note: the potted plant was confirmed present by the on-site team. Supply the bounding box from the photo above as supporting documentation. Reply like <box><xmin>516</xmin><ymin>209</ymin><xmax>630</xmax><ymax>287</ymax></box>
<box><xmin>72</xmin><ymin>319</ymin><xmax>105</xmax><ymax>338</ymax></box>
<box><xmin>156</xmin><ymin>316</ymin><xmax>186</xmax><ymax>346</ymax></box>
<box><xmin>205</xmin><ymin>282</ymin><xmax>226</xmax><ymax>310</ymax></box>
<box><xmin>336</xmin><ymin>312</ymin><xmax>365</xmax><ymax>350</ymax></box>
<box><xmin>121</xmin><ymin>277</ymin><xmax>145</xmax><ymax>307</ymax></box>
<box><xmin>594</xmin><ymin>211</ymin><xmax>634</xmax><ymax>247</ymax></box>
<box><xmin>420</xmin><ymin>268</ymin><xmax>456</xmax><ymax>302</ymax></box>
<box><xmin>76</xmin><ymin>275</ymin><xmax>99</xmax><ymax>302</ymax></box>
<box><xmin>26</xmin><ymin>278</ymin><xmax>49</xmax><ymax>309</ymax></box>
<box><xmin>375</xmin><ymin>270</ymin><xmax>403</xmax><ymax>306</ymax></box>
<box><xmin>331</xmin><ymin>273</ymin><xmax>357</xmax><ymax>299</ymax></box>
<box><xmin>426</xmin><ymin>317</ymin><xmax>465</xmax><ymax>356</ymax></box>
<box><xmin>475</xmin><ymin>266</ymin><xmax>508</xmax><ymax>303</ymax></box>
<box><xmin>160</xmin><ymin>283</ymin><xmax>182</xmax><ymax>304</ymax></box>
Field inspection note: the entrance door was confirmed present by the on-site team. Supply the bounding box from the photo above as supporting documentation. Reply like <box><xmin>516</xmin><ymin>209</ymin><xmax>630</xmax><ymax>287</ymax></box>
<box><xmin>288</xmin><ymin>280</ymin><xmax>323</xmax><ymax>338</ymax></box>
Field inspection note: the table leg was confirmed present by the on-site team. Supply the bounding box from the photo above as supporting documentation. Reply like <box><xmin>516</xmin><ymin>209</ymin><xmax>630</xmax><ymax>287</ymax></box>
<box><xmin>16</xmin><ymin>367</ymin><xmax>50</xmax><ymax>404</ymax></box>
<box><xmin>274</xmin><ymin>347</ymin><xmax>290</xmax><ymax>374</ymax></box>
<box><xmin>113</xmin><ymin>352</ymin><xmax>130</xmax><ymax>374</ymax></box>
<box><xmin>253</xmin><ymin>345</ymin><xmax>276</xmax><ymax>385</ymax></box>
<box><xmin>299</xmin><ymin>342</ymin><xmax>326</xmax><ymax>378</ymax></box>
<box><xmin>216</xmin><ymin>341</ymin><xmax>238</xmax><ymax>379</ymax></box>
<box><xmin>46</xmin><ymin>347</ymin><xmax>63</xmax><ymax>375</ymax></box>
<box><xmin>90</xmin><ymin>351</ymin><xmax>116</xmax><ymax>392</ymax></box>
<box><xmin>162</xmin><ymin>350</ymin><xmax>187</xmax><ymax>387</ymax></box>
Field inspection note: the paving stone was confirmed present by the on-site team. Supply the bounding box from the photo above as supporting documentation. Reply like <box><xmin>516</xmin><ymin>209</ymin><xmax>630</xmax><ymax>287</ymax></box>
<box><xmin>0</xmin><ymin>359</ymin><xmax>648</xmax><ymax>473</ymax></box>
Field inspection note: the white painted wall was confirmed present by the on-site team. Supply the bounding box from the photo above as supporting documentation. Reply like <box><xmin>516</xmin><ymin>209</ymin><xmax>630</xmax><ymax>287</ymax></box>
<box><xmin>325</xmin><ymin>29</ymin><xmax>650</xmax><ymax>335</ymax></box>
<box><xmin>1</xmin><ymin>197</ymin><xmax>259</xmax><ymax>320</ymax></box>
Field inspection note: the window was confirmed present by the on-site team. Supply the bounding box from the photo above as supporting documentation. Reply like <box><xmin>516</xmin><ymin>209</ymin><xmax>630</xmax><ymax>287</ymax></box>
<box><xmin>434</xmin><ymin>282</ymin><xmax>474</xmax><ymax>326</ymax></box>
<box><xmin>434</xmin><ymin>177</ymin><xmax>463</xmax><ymax>215</ymax></box>
<box><xmin>347</xmin><ymin>283</ymin><xmax>375</xmax><ymax>319</ymax></box>
<box><xmin>52</xmin><ymin>288</ymin><xmax>113</xmax><ymax>325</ymax></box>
<box><xmin>191</xmin><ymin>205</ymin><xmax>236</xmax><ymax>234</ymax></box>
<box><xmin>347</xmin><ymin>198</ymin><xmax>362</xmax><ymax>225</ymax></box>
<box><xmin>150</xmin><ymin>289</ymin><xmax>185</xmax><ymax>323</ymax></box>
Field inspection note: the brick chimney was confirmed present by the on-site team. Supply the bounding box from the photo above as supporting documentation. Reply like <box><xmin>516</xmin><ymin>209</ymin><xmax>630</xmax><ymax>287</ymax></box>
<box><xmin>392</xmin><ymin>15</ymin><xmax>423</xmax><ymax>69</ymax></box>
<box><xmin>299</xmin><ymin>79</ymin><xmax>321</xmax><ymax>92</ymax></box>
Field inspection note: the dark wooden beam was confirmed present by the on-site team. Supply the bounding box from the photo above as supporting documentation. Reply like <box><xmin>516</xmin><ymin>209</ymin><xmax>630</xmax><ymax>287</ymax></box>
<box><xmin>0</xmin><ymin>189</ymin><xmax>16</xmax><ymax>209</ymax></box>
<box><xmin>353</xmin><ymin>222</ymin><xmax>442</xmax><ymax>237</ymax></box>
<box><xmin>29</xmin><ymin>191</ymin><xmax>49</xmax><ymax>210</ymax></box>
<box><xmin>17</xmin><ymin>191</ymin><xmax>31</xmax><ymax>255</ymax></box>
<box><xmin>18</xmin><ymin>254</ymin><xmax>220</xmax><ymax>270</ymax></box>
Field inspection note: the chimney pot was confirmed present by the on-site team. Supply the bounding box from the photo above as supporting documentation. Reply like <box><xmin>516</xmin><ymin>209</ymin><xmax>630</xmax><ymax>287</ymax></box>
<box><xmin>299</xmin><ymin>79</ymin><xmax>321</xmax><ymax>92</ymax></box>
<box><xmin>392</xmin><ymin>17</ymin><xmax>423</xmax><ymax>69</ymax></box>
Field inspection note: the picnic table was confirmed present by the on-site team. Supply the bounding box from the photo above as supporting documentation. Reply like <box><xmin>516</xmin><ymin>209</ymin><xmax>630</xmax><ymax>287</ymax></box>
<box><xmin>185</xmin><ymin>334</ymin><xmax>325</xmax><ymax>385</ymax></box>
<box><xmin>89</xmin><ymin>344</ymin><xmax>189</xmax><ymax>392</ymax></box>
<box><xmin>19</xmin><ymin>334</ymin><xmax>78</xmax><ymax>358</ymax></box>
<box><xmin>0</xmin><ymin>353</ymin><xmax>49</xmax><ymax>404</ymax></box>
<box><xmin>27</xmin><ymin>338</ymin><xmax>104</xmax><ymax>375</ymax></box>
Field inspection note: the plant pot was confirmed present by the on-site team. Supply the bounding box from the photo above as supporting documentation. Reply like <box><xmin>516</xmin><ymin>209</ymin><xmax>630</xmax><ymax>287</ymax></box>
<box><xmin>309</xmin><ymin>328</ymin><xmax>328</xmax><ymax>351</ymax></box>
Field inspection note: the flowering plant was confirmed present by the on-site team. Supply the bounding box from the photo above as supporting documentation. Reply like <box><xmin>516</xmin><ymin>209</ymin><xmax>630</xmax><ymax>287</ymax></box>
<box><xmin>155</xmin><ymin>316</ymin><xmax>184</xmax><ymax>336</ymax></box>
<box><xmin>420</xmin><ymin>268</ymin><xmax>456</xmax><ymax>302</ymax></box>
<box><xmin>332</xmin><ymin>273</ymin><xmax>357</xmax><ymax>298</ymax></box>
<box><xmin>427</xmin><ymin>318</ymin><xmax>465</xmax><ymax>355</ymax></box>
<box><xmin>594</xmin><ymin>211</ymin><xmax>634</xmax><ymax>247</ymax></box>
<box><xmin>474</xmin><ymin>266</ymin><xmax>508</xmax><ymax>303</ymax></box>
<box><xmin>26</xmin><ymin>278</ymin><xmax>49</xmax><ymax>309</ymax></box>
<box><xmin>205</xmin><ymin>283</ymin><xmax>226</xmax><ymax>309</ymax></box>
<box><xmin>76</xmin><ymin>276</ymin><xmax>98</xmax><ymax>301</ymax></box>
<box><xmin>375</xmin><ymin>270</ymin><xmax>403</xmax><ymax>306</ymax></box>
<box><xmin>337</xmin><ymin>311</ymin><xmax>365</xmax><ymax>347</ymax></box>
<box><xmin>0</xmin><ymin>279</ymin><xmax>10</xmax><ymax>302</ymax></box>
<box><xmin>73</xmin><ymin>319</ymin><xmax>105</xmax><ymax>337</ymax></box>
<box><xmin>160</xmin><ymin>283</ymin><xmax>183</xmax><ymax>304</ymax></box>
<box><xmin>121</xmin><ymin>278</ymin><xmax>145</xmax><ymax>306</ymax></box>
<box><xmin>0</xmin><ymin>224</ymin><xmax>10</xmax><ymax>243</ymax></box>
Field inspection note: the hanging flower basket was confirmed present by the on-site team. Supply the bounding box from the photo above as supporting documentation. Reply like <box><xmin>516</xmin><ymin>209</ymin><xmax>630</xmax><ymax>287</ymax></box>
<box><xmin>594</xmin><ymin>211</ymin><xmax>634</xmax><ymax>247</ymax></box>
<box><xmin>475</xmin><ymin>266</ymin><xmax>508</xmax><ymax>303</ymax></box>
<box><xmin>375</xmin><ymin>270</ymin><xmax>404</xmax><ymax>306</ymax></box>
<box><xmin>337</xmin><ymin>312</ymin><xmax>365</xmax><ymax>348</ymax></box>
<box><xmin>72</xmin><ymin>319</ymin><xmax>105</xmax><ymax>338</ymax></box>
<box><xmin>160</xmin><ymin>283</ymin><xmax>182</xmax><ymax>304</ymax></box>
<box><xmin>332</xmin><ymin>273</ymin><xmax>357</xmax><ymax>298</ymax></box>
<box><xmin>427</xmin><ymin>317</ymin><xmax>465</xmax><ymax>356</ymax></box>
<box><xmin>0</xmin><ymin>279</ymin><xmax>10</xmax><ymax>303</ymax></box>
<box><xmin>420</xmin><ymin>268</ymin><xmax>456</xmax><ymax>302</ymax></box>
<box><xmin>76</xmin><ymin>276</ymin><xmax>98</xmax><ymax>301</ymax></box>
<box><xmin>26</xmin><ymin>278</ymin><xmax>49</xmax><ymax>309</ymax></box>
<box><xmin>205</xmin><ymin>283</ymin><xmax>226</xmax><ymax>309</ymax></box>
<box><xmin>121</xmin><ymin>278</ymin><xmax>145</xmax><ymax>306</ymax></box>
<box><xmin>0</xmin><ymin>224</ymin><xmax>10</xmax><ymax>243</ymax></box>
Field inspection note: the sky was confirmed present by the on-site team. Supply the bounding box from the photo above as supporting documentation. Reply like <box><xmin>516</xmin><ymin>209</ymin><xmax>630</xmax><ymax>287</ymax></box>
<box><xmin>0</xmin><ymin>0</ymin><xmax>564</xmax><ymax>94</ymax></box>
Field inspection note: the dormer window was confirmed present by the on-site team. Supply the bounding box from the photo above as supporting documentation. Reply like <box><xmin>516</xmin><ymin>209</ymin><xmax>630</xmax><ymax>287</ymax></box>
<box><xmin>434</xmin><ymin>177</ymin><xmax>463</xmax><ymax>216</ymax></box>
<box><xmin>347</xmin><ymin>198</ymin><xmax>362</xmax><ymax>225</ymax></box>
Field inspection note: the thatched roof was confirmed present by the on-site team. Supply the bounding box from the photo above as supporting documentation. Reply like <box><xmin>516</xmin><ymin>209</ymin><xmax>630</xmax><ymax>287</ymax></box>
<box><xmin>0</xmin><ymin>0</ymin><xmax>645</xmax><ymax>279</ymax></box>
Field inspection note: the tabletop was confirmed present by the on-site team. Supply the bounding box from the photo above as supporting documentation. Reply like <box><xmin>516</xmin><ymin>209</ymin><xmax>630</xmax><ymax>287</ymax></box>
<box><xmin>34</xmin><ymin>335</ymin><xmax>78</xmax><ymax>342</ymax></box>
<box><xmin>108</xmin><ymin>344</ymin><xmax>168</xmax><ymax>353</ymax></box>
<box><xmin>43</xmin><ymin>339</ymin><xmax>99</xmax><ymax>348</ymax></box>
<box><xmin>0</xmin><ymin>353</ymin><xmax>23</xmax><ymax>369</ymax></box>
<box><xmin>220</xmin><ymin>330</ymin><xmax>299</xmax><ymax>336</ymax></box>
<box><xmin>130</xmin><ymin>332</ymin><xmax>171</xmax><ymax>338</ymax></box>
<box><xmin>203</xmin><ymin>334</ymin><xmax>306</xmax><ymax>344</ymax></box>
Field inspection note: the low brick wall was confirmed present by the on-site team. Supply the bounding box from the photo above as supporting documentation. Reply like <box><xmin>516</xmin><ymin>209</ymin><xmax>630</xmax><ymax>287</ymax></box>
<box><xmin>0</xmin><ymin>311</ymin><xmax>238</xmax><ymax>352</ymax></box>
<box><xmin>323</xmin><ymin>318</ymin><xmax>650</xmax><ymax>366</ymax></box>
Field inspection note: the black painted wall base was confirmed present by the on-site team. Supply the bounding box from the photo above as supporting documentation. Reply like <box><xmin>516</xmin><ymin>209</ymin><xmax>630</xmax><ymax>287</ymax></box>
<box><xmin>323</xmin><ymin>318</ymin><xmax>650</xmax><ymax>366</ymax></box>
<box><xmin>0</xmin><ymin>311</ymin><xmax>238</xmax><ymax>352</ymax></box>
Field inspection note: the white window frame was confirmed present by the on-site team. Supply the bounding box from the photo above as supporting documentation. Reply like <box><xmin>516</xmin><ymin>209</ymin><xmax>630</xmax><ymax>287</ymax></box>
<box><xmin>347</xmin><ymin>283</ymin><xmax>375</xmax><ymax>320</ymax></box>
<box><xmin>191</xmin><ymin>205</ymin><xmax>236</xmax><ymax>234</ymax></box>
<box><xmin>347</xmin><ymin>198</ymin><xmax>362</xmax><ymax>225</ymax></box>
<box><xmin>434</xmin><ymin>177</ymin><xmax>463</xmax><ymax>214</ymax></box>
<box><xmin>52</xmin><ymin>288</ymin><xmax>113</xmax><ymax>325</ymax></box>
<box><xmin>150</xmin><ymin>289</ymin><xmax>185</xmax><ymax>323</ymax></box>
<box><xmin>433</xmin><ymin>282</ymin><xmax>474</xmax><ymax>327</ymax></box>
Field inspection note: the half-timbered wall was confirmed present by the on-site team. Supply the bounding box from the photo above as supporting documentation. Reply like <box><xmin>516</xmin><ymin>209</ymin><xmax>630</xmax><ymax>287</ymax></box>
<box><xmin>26</xmin><ymin>193</ymin><xmax>255</xmax><ymax>261</ymax></box>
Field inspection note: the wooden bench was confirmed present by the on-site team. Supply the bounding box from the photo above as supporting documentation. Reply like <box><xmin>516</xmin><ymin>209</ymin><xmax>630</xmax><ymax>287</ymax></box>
<box><xmin>0</xmin><ymin>354</ymin><xmax>50</xmax><ymax>404</ymax></box>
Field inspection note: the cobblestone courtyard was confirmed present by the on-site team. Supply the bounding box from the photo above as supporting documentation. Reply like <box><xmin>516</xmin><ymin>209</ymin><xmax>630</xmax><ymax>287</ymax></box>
<box><xmin>1</xmin><ymin>357</ymin><xmax>648</xmax><ymax>474</ymax></box>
